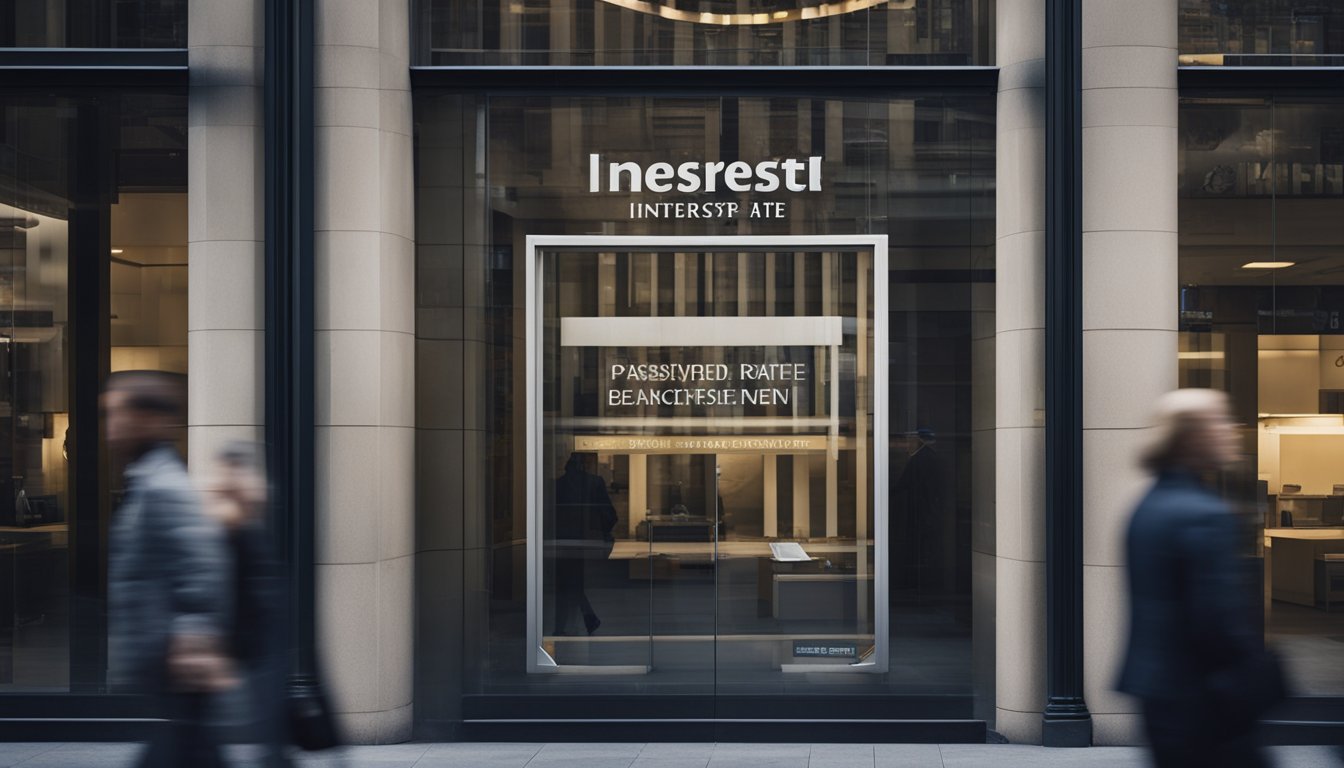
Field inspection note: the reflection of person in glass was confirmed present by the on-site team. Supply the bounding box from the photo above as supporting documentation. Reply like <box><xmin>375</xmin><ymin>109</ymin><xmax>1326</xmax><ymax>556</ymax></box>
<box><xmin>894</xmin><ymin>428</ymin><xmax>945</xmax><ymax>591</ymax></box>
<box><xmin>553</xmin><ymin>453</ymin><xmax>618</xmax><ymax>636</ymax></box>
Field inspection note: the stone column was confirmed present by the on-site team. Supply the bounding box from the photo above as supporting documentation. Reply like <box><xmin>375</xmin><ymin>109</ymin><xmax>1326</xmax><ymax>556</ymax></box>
<box><xmin>187</xmin><ymin>0</ymin><xmax>265</xmax><ymax>473</ymax></box>
<box><xmin>312</xmin><ymin>0</ymin><xmax>417</xmax><ymax>744</ymax></box>
<box><xmin>994</xmin><ymin>0</ymin><xmax>1048</xmax><ymax>744</ymax></box>
<box><xmin>1080</xmin><ymin>0</ymin><xmax>1179</xmax><ymax>746</ymax></box>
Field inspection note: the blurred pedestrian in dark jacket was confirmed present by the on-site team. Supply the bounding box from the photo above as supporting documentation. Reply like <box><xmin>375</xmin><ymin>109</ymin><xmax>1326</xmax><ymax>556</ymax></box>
<box><xmin>205</xmin><ymin>442</ymin><xmax>293</xmax><ymax>767</ymax></box>
<box><xmin>1117</xmin><ymin>388</ymin><xmax>1282</xmax><ymax>768</ymax></box>
<box><xmin>105</xmin><ymin>371</ymin><xmax>234</xmax><ymax>768</ymax></box>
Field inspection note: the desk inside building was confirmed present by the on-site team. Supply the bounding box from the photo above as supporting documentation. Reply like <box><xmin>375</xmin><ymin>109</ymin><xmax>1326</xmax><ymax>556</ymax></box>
<box><xmin>1265</xmin><ymin>528</ymin><xmax>1344</xmax><ymax>608</ymax></box>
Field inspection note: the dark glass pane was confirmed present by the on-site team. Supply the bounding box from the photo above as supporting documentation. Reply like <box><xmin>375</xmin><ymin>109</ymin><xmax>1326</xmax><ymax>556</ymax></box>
<box><xmin>1180</xmin><ymin>0</ymin><xmax>1344</xmax><ymax>66</ymax></box>
<box><xmin>1</xmin><ymin>0</ymin><xmax>186</xmax><ymax>48</ymax></box>
<box><xmin>0</xmin><ymin>88</ymin><xmax>187</xmax><ymax>691</ymax></box>
<box><xmin>1179</xmin><ymin>94</ymin><xmax>1344</xmax><ymax>694</ymax></box>
<box><xmin>413</xmin><ymin>92</ymin><xmax>995</xmax><ymax>708</ymax></box>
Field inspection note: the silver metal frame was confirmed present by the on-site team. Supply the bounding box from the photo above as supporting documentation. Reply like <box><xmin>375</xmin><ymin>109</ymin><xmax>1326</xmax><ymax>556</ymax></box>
<box><xmin>526</xmin><ymin>234</ymin><xmax>889</xmax><ymax>675</ymax></box>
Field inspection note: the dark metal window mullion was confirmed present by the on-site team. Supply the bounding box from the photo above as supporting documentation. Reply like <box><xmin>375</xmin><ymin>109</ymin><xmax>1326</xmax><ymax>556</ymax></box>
<box><xmin>265</xmin><ymin>0</ymin><xmax>316</xmax><ymax>683</ymax></box>
<box><xmin>1042</xmin><ymin>0</ymin><xmax>1090</xmax><ymax>747</ymax></box>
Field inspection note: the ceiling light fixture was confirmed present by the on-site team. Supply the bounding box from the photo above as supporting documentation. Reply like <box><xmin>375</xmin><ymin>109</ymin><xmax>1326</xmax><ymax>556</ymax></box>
<box><xmin>111</xmin><ymin>248</ymin><xmax>124</xmax><ymax>254</ymax></box>
<box><xmin>593</xmin><ymin>0</ymin><xmax>890</xmax><ymax>26</ymax></box>
<box><xmin>1241</xmin><ymin>261</ymin><xmax>1294</xmax><ymax>269</ymax></box>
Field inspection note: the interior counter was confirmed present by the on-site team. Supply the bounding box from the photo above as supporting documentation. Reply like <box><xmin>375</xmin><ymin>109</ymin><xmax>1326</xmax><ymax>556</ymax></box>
<box><xmin>1265</xmin><ymin>528</ymin><xmax>1344</xmax><ymax>607</ymax></box>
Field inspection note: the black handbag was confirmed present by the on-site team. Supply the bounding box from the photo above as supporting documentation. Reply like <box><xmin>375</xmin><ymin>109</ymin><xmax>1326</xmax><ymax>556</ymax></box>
<box><xmin>287</xmin><ymin>675</ymin><xmax>341</xmax><ymax>751</ymax></box>
<box><xmin>1206</xmin><ymin>648</ymin><xmax>1288</xmax><ymax>730</ymax></box>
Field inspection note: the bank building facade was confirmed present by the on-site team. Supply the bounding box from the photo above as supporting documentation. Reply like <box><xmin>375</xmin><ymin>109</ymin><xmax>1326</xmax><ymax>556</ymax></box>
<box><xmin>1</xmin><ymin>0</ymin><xmax>1343</xmax><ymax>748</ymax></box>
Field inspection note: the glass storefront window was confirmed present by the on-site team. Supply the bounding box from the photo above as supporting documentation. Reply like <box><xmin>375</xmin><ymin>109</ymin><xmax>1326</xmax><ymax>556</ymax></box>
<box><xmin>414</xmin><ymin>92</ymin><xmax>994</xmax><ymax>712</ymax></box>
<box><xmin>1</xmin><ymin>0</ymin><xmax>185</xmax><ymax>48</ymax></box>
<box><xmin>531</xmin><ymin>238</ymin><xmax>886</xmax><ymax>685</ymax></box>
<box><xmin>1179</xmin><ymin>94</ymin><xmax>1344</xmax><ymax>694</ymax></box>
<box><xmin>412</xmin><ymin>0</ymin><xmax>992</xmax><ymax>65</ymax></box>
<box><xmin>1180</xmin><ymin>1</ymin><xmax>1344</xmax><ymax>66</ymax></box>
<box><xmin>0</xmin><ymin>89</ymin><xmax>187</xmax><ymax>691</ymax></box>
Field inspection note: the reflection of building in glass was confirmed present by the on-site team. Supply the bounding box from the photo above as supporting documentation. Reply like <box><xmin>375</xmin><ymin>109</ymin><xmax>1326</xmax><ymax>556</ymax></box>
<box><xmin>1180</xmin><ymin>0</ymin><xmax>1344</xmax><ymax>61</ymax></box>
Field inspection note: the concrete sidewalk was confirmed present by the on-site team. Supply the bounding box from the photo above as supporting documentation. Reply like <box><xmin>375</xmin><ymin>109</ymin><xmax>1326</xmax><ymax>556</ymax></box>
<box><xmin>1</xmin><ymin>742</ymin><xmax>1342</xmax><ymax>767</ymax></box>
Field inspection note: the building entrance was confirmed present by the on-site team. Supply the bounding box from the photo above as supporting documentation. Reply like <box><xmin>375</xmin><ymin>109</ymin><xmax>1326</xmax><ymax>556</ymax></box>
<box><xmin>526</xmin><ymin>235</ymin><xmax>888</xmax><ymax>690</ymax></box>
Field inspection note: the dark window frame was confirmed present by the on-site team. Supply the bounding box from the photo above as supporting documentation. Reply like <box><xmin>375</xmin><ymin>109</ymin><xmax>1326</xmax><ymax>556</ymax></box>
<box><xmin>0</xmin><ymin>46</ymin><xmax>186</xmax><ymax>739</ymax></box>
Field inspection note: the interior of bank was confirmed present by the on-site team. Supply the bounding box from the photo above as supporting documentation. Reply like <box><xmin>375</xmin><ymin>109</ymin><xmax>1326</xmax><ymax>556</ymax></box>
<box><xmin>1179</xmin><ymin>93</ymin><xmax>1344</xmax><ymax>694</ymax></box>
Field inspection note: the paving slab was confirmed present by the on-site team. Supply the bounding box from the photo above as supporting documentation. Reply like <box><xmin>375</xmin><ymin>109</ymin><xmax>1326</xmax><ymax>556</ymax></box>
<box><xmin>807</xmin><ymin>743</ymin><xmax>876</xmax><ymax>768</ymax></box>
<box><xmin>873</xmin><ymin>744</ymin><xmax>944</xmax><ymax>768</ymax></box>
<box><xmin>0</xmin><ymin>744</ymin><xmax>57</xmax><ymax>768</ymax></box>
<box><xmin>939</xmin><ymin>744</ymin><xmax>1145</xmax><ymax>768</ymax></box>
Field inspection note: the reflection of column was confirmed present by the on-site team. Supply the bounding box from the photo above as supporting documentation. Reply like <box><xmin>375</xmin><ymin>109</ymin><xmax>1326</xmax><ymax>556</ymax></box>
<box><xmin>1081</xmin><ymin>0</ymin><xmax>1178</xmax><ymax>746</ymax></box>
<box><xmin>674</xmin><ymin>22</ymin><xmax>692</xmax><ymax>66</ymax></box>
<box><xmin>548</xmin><ymin>0</ymin><xmax>569</xmax><ymax>64</ymax></box>
<box><xmin>648</xmin><ymin>252</ymin><xmax>659</xmax><ymax>317</ymax></box>
<box><xmin>765</xmin><ymin>253</ymin><xmax>777</xmax><ymax>314</ymax></box>
<box><xmin>764</xmin><ymin>456</ymin><xmax>779</xmax><ymax>538</ymax></box>
<box><xmin>794</xmin><ymin>251</ymin><xmax>806</xmax><ymax>315</ymax></box>
<box><xmin>824</xmin><ymin>252</ymin><xmax>838</xmax><ymax>538</ymax></box>
<box><xmin>629</xmin><ymin>455</ymin><xmax>648</xmax><ymax>538</ymax></box>
<box><xmin>995</xmin><ymin>0</ymin><xmax>1047</xmax><ymax>744</ymax></box>
<box><xmin>737</xmin><ymin>252</ymin><xmax>749</xmax><ymax>314</ymax></box>
<box><xmin>793</xmin><ymin>455</ymin><xmax>811</xmax><ymax>538</ymax></box>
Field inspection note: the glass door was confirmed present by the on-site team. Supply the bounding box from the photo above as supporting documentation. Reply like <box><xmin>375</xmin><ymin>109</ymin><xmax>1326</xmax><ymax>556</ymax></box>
<box><xmin>529</xmin><ymin>236</ymin><xmax>887</xmax><ymax>693</ymax></box>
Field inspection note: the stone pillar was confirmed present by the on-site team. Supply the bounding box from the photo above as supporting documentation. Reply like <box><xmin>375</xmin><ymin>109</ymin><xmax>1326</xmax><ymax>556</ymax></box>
<box><xmin>1080</xmin><ymin>0</ymin><xmax>1179</xmax><ymax>746</ymax></box>
<box><xmin>312</xmin><ymin>0</ymin><xmax>416</xmax><ymax>744</ymax></box>
<box><xmin>994</xmin><ymin>0</ymin><xmax>1047</xmax><ymax>744</ymax></box>
<box><xmin>187</xmin><ymin>0</ymin><xmax>265</xmax><ymax>473</ymax></box>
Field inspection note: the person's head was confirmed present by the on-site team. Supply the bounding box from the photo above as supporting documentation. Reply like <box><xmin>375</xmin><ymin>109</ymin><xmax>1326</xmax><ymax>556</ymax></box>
<box><xmin>215</xmin><ymin>441</ymin><xmax>268</xmax><ymax>506</ymax></box>
<box><xmin>206</xmin><ymin>442</ymin><xmax>269</xmax><ymax>528</ymax></box>
<box><xmin>1140</xmin><ymin>388</ymin><xmax>1241</xmax><ymax>475</ymax></box>
<box><xmin>102</xmin><ymin>370</ymin><xmax>185</xmax><ymax>454</ymax></box>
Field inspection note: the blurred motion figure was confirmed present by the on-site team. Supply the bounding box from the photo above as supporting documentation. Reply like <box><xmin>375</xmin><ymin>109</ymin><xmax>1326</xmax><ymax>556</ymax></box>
<box><xmin>105</xmin><ymin>371</ymin><xmax>233</xmax><ymax>767</ymax></box>
<box><xmin>553</xmin><ymin>452</ymin><xmax>617</xmax><ymax>636</ymax></box>
<box><xmin>205</xmin><ymin>442</ymin><xmax>294</xmax><ymax>767</ymax></box>
<box><xmin>1117</xmin><ymin>389</ymin><xmax>1284</xmax><ymax>768</ymax></box>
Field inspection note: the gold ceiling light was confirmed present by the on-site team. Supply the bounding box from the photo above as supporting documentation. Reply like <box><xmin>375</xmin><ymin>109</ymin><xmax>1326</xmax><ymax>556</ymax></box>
<box><xmin>593</xmin><ymin>0</ymin><xmax>904</xmax><ymax>26</ymax></box>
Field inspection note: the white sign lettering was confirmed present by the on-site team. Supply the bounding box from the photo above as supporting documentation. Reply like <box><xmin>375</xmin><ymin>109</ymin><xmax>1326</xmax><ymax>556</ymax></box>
<box><xmin>589</xmin><ymin>154</ymin><xmax>822</xmax><ymax>194</ymax></box>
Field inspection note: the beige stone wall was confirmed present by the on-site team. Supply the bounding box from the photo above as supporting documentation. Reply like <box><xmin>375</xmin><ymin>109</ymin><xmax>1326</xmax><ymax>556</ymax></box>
<box><xmin>994</xmin><ymin>0</ymin><xmax>1047</xmax><ymax>744</ymax></box>
<box><xmin>187</xmin><ymin>0</ymin><xmax>266</xmax><ymax>473</ymax></box>
<box><xmin>312</xmin><ymin>0</ymin><xmax>417</xmax><ymax>744</ymax></box>
<box><xmin>1081</xmin><ymin>0</ymin><xmax>1179</xmax><ymax>746</ymax></box>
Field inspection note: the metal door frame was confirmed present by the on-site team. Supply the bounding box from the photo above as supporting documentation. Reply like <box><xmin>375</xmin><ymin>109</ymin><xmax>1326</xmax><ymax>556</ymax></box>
<box><xmin>525</xmin><ymin>234</ymin><xmax>889</xmax><ymax>676</ymax></box>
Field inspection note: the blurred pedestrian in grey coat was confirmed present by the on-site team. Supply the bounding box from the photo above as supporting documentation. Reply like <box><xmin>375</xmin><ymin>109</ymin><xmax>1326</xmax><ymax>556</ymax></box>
<box><xmin>105</xmin><ymin>371</ymin><xmax>234</xmax><ymax>768</ymax></box>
